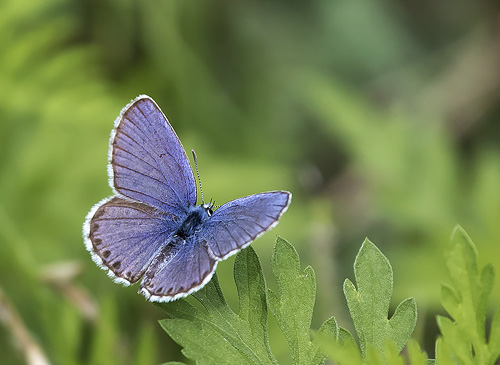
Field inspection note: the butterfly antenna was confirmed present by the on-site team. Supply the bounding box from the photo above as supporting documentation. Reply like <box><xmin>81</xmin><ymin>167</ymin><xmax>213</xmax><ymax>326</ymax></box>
<box><xmin>192</xmin><ymin>149</ymin><xmax>204</xmax><ymax>204</ymax></box>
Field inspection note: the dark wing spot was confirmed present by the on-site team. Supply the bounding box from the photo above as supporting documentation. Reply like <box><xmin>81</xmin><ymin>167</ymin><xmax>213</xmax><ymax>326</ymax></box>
<box><xmin>93</xmin><ymin>238</ymin><xmax>102</xmax><ymax>246</ymax></box>
<box><xmin>103</xmin><ymin>250</ymin><xmax>111</xmax><ymax>259</ymax></box>
<box><xmin>112</xmin><ymin>261</ymin><xmax>121</xmax><ymax>269</ymax></box>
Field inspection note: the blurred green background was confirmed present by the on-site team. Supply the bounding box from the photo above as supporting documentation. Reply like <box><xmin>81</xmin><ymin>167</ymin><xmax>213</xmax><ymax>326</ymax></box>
<box><xmin>1</xmin><ymin>0</ymin><xmax>500</xmax><ymax>363</ymax></box>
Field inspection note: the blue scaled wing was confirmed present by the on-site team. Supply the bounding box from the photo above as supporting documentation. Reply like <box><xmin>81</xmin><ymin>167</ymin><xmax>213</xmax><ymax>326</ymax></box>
<box><xmin>139</xmin><ymin>235</ymin><xmax>218</xmax><ymax>302</ymax></box>
<box><xmin>110</xmin><ymin>95</ymin><xmax>197</xmax><ymax>214</ymax></box>
<box><xmin>83</xmin><ymin>196</ymin><xmax>180</xmax><ymax>285</ymax></box>
<box><xmin>202</xmin><ymin>191</ymin><xmax>291</xmax><ymax>260</ymax></box>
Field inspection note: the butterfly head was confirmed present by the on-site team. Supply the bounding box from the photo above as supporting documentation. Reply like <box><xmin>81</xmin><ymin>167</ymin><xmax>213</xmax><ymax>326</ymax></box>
<box><xmin>201</xmin><ymin>200</ymin><xmax>215</xmax><ymax>216</ymax></box>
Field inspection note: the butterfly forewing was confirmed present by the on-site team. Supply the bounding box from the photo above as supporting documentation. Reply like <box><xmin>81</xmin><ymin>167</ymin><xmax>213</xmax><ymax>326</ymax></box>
<box><xmin>111</xmin><ymin>96</ymin><xmax>197</xmax><ymax>213</ymax></box>
<box><xmin>201</xmin><ymin>191</ymin><xmax>291</xmax><ymax>259</ymax></box>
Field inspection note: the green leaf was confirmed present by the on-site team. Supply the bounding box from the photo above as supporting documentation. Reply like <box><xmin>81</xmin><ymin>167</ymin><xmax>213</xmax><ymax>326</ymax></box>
<box><xmin>435</xmin><ymin>336</ymin><xmax>454</xmax><ymax>364</ymax></box>
<box><xmin>382</xmin><ymin>341</ymin><xmax>404</xmax><ymax>365</ymax></box>
<box><xmin>406</xmin><ymin>339</ymin><xmax>429</xmax><ymax>365</ymax></box>
<box><xmin>336</xmin><ymin>328</ymin><xmax>363</xmax><ymax>364</ymax></box>
<box><xmin>343</xmin><ymin>239</ymin><xmax>417</xmax><ymax>356</ymax></box>
<box><xmin>436</xmin><ymin>315</ymin><xmax>471</xmax><ymax>363</ymax></box>
<box><xmin>318</xmin><ymin>316</ymin><xmax>339</xmax><ymax>339</ymax></box>
<box><xmin>337</xmin><ymin>327</ymin><xmax>359</xmax><ymax>350</ymax></box>
<box><xmin>160</xmin><ymin>317</ymin><xmax>248</xmax><ymax>364</ymax></box>
<box><xmin>365</xmin><ymin>344</ymin><xmax>385</xmax><ymax>365</ymax></box>
<box><xmin>436</xmin><ymin>226</ymin><xmax>499</xmax><ymax>364</ymax></box>
<box><xmin>440</xmin><ymin>283</ymin><xmax>460</xmax><ymax>319</ymax></box>
<box><xmin>158</xmin><ymin>246</ymin><xmax>277</xmax><ymax>364</ymax></box>
<box><xmin>489</xmin><ymin>307</ymin><xmax>500</xmax><ymax>360</ymax></box>
<box><xmin>479</xmin><ymin>263</ymin><xmax>495</xmax><ymax>326</ymax></box>
<box><xmin>314</xmin><ymin>326</ymin><xmax>363</xmax><ymax>365</ymax></box>
<box><xmin>234</xmin><ymin>246</ymin><xmax>276</xmax><ymax>363</ymax></box>
<box><xmin>268</xmin><ymin>236</ymin><xmax>324</xmax><ymax>364</ymax></box>
<box><xmin>311</xmin><ymin>317</ymin><xmax>339</xmax><ymax>364</ymax></box>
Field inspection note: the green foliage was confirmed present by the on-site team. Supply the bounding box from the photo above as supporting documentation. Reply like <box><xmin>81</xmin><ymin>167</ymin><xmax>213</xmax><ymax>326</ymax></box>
<box><xmin>343</xmin><ymin>239</ymin><xmax>417</xmax><ymax>356</ymax></box>
<box><xmin>268</xmin><ymin>237</ymin><xmax>336</xmax><ymax>365</ymax></box>
<box><xmin>435</xmin><ymin>226</ymin><xmax>500</xmax><ymax>364</ymax></box>
<box><xmin>318</xmin><ymin>239</ymin><xmax>420</xmax><ymax>364</ymax></box>
<box><xmin>158</xmin><ymin>247</ymin><xmax>277</xmax><ymax>364</ymax></box>
<box><xmin>159</xmin><ymin>230</ymin><xmax>500</xmax><ymax>364</ymax></box>
<box><xmin>159</xmin><ymin>237</ymin><xmax>419</xmax><ymax>364</ymax></box>
<box><xmin>157</xmin><ymin>240</ymin><xmax>336</xmax><ymax>365</ymax></box>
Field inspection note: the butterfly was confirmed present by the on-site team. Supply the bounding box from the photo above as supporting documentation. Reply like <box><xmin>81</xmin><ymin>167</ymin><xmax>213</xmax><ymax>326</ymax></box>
<box><xmin>83</xmin><ymin>95</ymin><xmax>291</xmax><ymax>302</ymax></box>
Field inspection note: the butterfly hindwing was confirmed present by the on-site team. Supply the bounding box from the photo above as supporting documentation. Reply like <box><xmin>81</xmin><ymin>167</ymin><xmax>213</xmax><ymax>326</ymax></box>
<box><xmin>84</xmin><ymin>196</ymin><xmax>182</xmax><ymax>285</ymax></box>
<box><xmin>139</xmin><ymin>235</ymin><xmax>218</xmax><ymax>302</ymax></box>
<box><xmin>201</xmin><ymin>191</ymin><xmax>291</xmax><ymax>259</ymax></box>
<box><xmin>110</xmin><ymin>96</ymin><xmax>197</xmax><ymax>214</ymax></box>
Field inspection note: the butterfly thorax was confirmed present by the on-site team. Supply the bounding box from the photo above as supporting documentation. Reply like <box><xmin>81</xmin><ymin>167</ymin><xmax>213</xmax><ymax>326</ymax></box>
<box><xmin>175</xmin><ymin>205</ymin><xmax>212</xmax><ymax>239</ymax></box>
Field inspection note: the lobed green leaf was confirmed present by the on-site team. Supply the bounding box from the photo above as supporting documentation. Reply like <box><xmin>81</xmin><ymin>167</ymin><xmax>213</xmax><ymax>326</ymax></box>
<box><xmin>435</xmin><ymin>226</ymin><xmax>499</xmax><ymax>364</ymax></box>
<box><xmin>314</xmin><ymin>326</ymin><xmax>362</xmax><ymax>365</ymax></box>
<box><xmin>406</xmin><ymin>339</ymin><xmax>429</xmax><ymax>365</ymax></box>
<box><xmin>343</xmin><ymin>239</ymin><xmax>417</xmax><ymax>357</ymax></box>
<box><xmin>268</xmin><ymin>236</ymin><xmax>329</xmax><ymax>365</ymax></box>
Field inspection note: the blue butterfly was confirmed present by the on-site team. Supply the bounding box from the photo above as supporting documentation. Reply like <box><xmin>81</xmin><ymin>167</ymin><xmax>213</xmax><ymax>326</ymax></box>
<box><xmin>83</xmin><ymin>95</ymin><xmax>291</xmax><ymax>302</ymax></box>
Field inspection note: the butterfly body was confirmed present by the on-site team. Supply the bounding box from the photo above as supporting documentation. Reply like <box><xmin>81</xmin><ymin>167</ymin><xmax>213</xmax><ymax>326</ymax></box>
<box><xmin>176</xmin><ymin>204</ymin><xmax>212</xmax><ymax>239</ymax></box>
<box><xmin>83</xmin><ymin>95</ymin><xmax>291</xmax><ymax>302</ymax></box>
